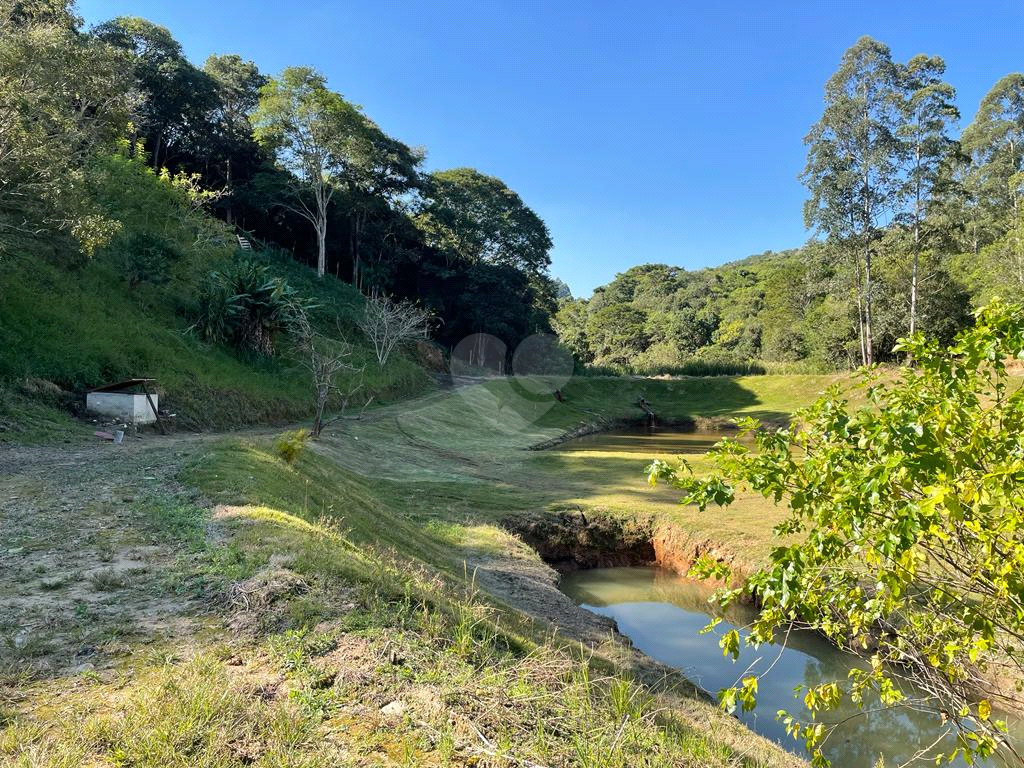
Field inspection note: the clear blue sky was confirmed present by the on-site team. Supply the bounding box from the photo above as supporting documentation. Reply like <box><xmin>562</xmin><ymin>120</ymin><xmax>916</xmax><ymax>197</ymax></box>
<box><xmin>78</xmin><ymin>0</ymin><xmax>1022</xmax><ymax>298</ymax></box>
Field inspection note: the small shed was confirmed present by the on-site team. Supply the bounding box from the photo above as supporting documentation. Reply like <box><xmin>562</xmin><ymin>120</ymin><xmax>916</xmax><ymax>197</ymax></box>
<box><xmin>86</xmin><ymin>379</ymin><xmax>160</xmax><ymax>426</ymax></box>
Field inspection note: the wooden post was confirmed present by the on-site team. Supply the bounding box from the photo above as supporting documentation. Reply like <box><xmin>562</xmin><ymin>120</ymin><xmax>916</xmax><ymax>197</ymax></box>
<box><xmin>141</xmin><ymin>382</ymin><xmax>167</xmax><ymax>435</ymax></box>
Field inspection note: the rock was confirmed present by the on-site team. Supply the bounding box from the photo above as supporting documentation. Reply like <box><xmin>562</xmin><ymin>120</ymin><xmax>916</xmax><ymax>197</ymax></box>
<box><xmin>71</xmin><ymin>662</ymin><xmax>95</xmax><ymax>674</ymax></box>
<box><xmin>380</xmin><ymin>700</ymin><xmax>407</xmax><ymax>719</ymax></box>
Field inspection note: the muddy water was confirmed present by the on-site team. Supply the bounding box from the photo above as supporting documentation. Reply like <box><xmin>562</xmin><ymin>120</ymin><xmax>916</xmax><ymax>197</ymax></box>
<box><xmin>560</xmin><ymin>566</ymin><xmax>1021</xmax><ymax>767</ymax></box>
<box><xmin>549</xmin><ymin>425</ymin><xmax>746</xmax><ymax>454</ymax></box>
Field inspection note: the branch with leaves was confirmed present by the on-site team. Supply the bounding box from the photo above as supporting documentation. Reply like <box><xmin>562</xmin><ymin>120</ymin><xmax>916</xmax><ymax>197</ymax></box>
<box><xmin>649</xmin><ymin>300</ymin><xmax>1024</xmax><ymax>767</ymax></box>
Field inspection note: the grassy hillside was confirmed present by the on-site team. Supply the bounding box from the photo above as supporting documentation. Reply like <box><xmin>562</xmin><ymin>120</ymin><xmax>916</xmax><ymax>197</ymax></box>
<box><xmin>0</xmin><ymin>245</ymin><xmax>430</xmax><ymax>441</ymax></box>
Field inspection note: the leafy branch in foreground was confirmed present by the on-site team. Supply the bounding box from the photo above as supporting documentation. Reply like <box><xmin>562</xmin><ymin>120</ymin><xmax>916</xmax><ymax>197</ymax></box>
<box><xmin>649</xmin><ymin>300</ymin><xmax>1024</xmax><ymax>767</ymax></box>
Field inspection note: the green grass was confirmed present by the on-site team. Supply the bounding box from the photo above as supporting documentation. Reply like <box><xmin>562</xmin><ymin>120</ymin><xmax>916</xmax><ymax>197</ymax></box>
<box><xmin>1</xmin><ymin>367</ymin><xmax>832</xmax><ymax>766</ymax></box>
<box><xmin>0</xmin><ymin>246</ymin><xmax>431</xmax><ymax>437</ymax></box>
<box><xmin>2</xmin><ymin>437</ymin><xmax>801</xmax><ymax>767</ymax></box>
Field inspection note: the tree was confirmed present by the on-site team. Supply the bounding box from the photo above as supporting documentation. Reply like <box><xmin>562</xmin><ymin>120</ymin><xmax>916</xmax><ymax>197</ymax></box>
<box><xmin>803</xmin><ymin>37</ymin><xmax>904</xmax><ymax>366</ymax></box>
<box><xmin>92</xmin><ymin>16</ymin><xmax>218</xmax><ymax>170</ymax></box>
<box><xmin>252</xmin><ymin>67</ymin><xmax>363</xmax><ymax>277</ymax></box>
<box><xmin>962</xmin><ymin>74</ymin><xmax>1024</xmax><ymax>232</ymax></box>
<box><xmin>201</xmin><ymin>54</ymin><xmax>267</xmax><ymax>225</ymax></box>
<box><xmin>415</xmin><ymin>168</ymin><xmax>552</xmax><ymax>278</ymax></box>
<box><xmin>290</xmin><ymin>306</ymin><xmax>362</xmax><ymax>438</ymax></box>
<box><xmin>649</xmin><ymin>301</ymin><xmax>1024</xmax><ymax>767</ymax></box>
<box><xmin>552</xmin><ymin>298</ymin><xmax>591</xmax><ymax>363</ymax></box>
<box><xmin>357</xmin><ymin>293</ymin><xmax>432</xmax><ymax>367</ymax></box>
<box><xmin>335</xmin><ymin>116</ymin><xmax>422</xmax><ymax>291</ymax></box>
<box><xmin>899</xmin><ymin>55</ymin><xmax>958</xmax><ymax>336</ymax></box>
<box><xmin>585</xmin><ymin>305</ymin><xmax>649</xmax><ymax>369</ymax></box>
<box><xmin>0</xmin><ymin>1</ymin><xmax>133</xmax><ymax>255</ymax></box>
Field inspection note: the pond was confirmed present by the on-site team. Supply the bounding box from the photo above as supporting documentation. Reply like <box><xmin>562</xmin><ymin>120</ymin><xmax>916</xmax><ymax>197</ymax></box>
<box><xmin>560</xmin><ymin>566</ymin><xmax>1022</xmax><ymax>767</ymax></box>
<box><xmin>549</xmin><ymin>424</ymin><xmax>747</xmax><ymax>454</ymax></box>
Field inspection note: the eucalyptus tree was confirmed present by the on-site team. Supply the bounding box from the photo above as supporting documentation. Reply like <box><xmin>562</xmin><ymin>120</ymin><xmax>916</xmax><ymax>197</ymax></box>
<box><xmin>803</xmin><ymin>37</ymin><xmax>905</xmax><ymax>365</ymax></box>
<box><xmin>898</xmin><ymin>55</ymin><xmax>959</xmax><ymax>336</ymax></box>
<box><xmin>253</xmin><ymin>67</ymin><xmax>363</xmax><ymax>277</ymax></box>
<box><xmin>962</xmin><ymin>74</ymin><xmax>1024</xmax><ymax>231</ymax></box>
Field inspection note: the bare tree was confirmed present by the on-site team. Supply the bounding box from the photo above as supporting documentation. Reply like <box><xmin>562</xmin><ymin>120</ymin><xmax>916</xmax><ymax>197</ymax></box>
<box><xmin>357</xmin><ymin>293</ymin><xmax>433</xmax><ymax>367</ymax></box>
<box><xmin>290</xmin><ymin>308</ymin><xmax>364</xmax><ymax>437</ymax></box>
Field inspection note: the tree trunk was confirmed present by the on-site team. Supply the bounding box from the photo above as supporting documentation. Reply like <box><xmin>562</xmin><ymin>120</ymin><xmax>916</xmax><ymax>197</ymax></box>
<box><xmin>852</xmin><ymin>245</ymin><xmax>867</xmax><ymax>367</ymax></box>
<box><xmin>910</xmin><ymin>151</ymin><xmax>922</xmax><ymax>337</ymax></box>
<box><xmin>910</xmin><ymin>220</ymin><xmax>920</xmax><ymax>337</ymax></box>
<box><xmin>225</xmin><ymin>156</ymin><xmax>233</xmax><ymax>227</ymax></box>
<box><xmin>864</xmin><ymin>239</ymin><xmax>874</xmax><ymax>366</ymax></box>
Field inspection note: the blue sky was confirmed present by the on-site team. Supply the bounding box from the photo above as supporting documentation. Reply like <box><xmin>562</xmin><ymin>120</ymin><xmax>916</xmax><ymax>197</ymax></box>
<box><xmin>77</xmin><ymin>0</ymin><xmax>1022</xmax><ymax>297</ymax></box>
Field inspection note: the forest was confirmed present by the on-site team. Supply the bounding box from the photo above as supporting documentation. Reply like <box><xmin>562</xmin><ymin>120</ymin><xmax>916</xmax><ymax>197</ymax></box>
<box><xmin>1</xmin><ymin>1</ymin><xmax>558</xmax><ymax>356</ymax></box>
<box><xmin>2</xmin><ymin>4</ymin><xmax>1023</xmax><ymax>373</ymax></box>
<box><xmin>556</xmin><ymin>40</ymin><xmax>1024</xmax><ymax>373</ymax></box>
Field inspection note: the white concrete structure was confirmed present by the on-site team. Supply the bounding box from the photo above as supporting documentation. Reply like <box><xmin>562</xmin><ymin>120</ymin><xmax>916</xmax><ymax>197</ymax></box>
<box><xmin>86</xmin><ymin>391</ymin><xmax>158</xmax><ymax>425</ymax></box>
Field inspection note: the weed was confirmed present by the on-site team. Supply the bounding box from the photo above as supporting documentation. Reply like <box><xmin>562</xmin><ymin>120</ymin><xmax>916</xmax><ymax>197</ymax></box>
<box><xmin>89</xmin><ymin>570</ymin><xmax>125</xmax><ymax>591</ymax></box>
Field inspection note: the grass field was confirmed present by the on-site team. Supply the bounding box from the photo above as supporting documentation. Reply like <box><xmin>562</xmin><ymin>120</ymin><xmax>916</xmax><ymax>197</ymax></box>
<box><xmin>0</xmin><ymin>372</ymin><xmax>832</xmax><ymax>767</ymax></box>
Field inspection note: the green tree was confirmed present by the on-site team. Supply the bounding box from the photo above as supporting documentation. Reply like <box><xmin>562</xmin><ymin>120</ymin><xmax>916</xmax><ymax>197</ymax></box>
<box><xmin>585</xmin><ymin>304</ymin><xmax>649</xmax><ymax>369</ymax></box>
<box><xmin>92</xmin><ymin>16</ymin><xmax>218</xmax><ymax>170</ymax></box>
<box><xmin>552</xmin><ymin>298</ymin><xmax>591</xmax><ymax>363</ymax></box>
<box><xmin>415</xmin><ymin>168</ymin><xmax>552</xmax><ymax>278</ymax></box>
<box><xmin>650</xmin><ymin>301</ymin><xmax>1024</xmax><ymax>766</ymax></box>
<box><xmin>898</xmin><ymin>55</ymin><xmax>958</xmax><ymax>336</ymax></box>
<box><xmin>252</xmin><ymin>67</ymin><xmax>363</xmax><ymax>277</ymax></box>
<box><xmin>202</xmin><ymin>53</ymin><xmax>267</xmax><ymax>226</ymax></box>
<box><xmin>803</xmin><ymin>36</ymin><xmax>904</xmax><ymax>366</ymax></box>
<box><xmin>0</xmin><ymin>0</ymin><xmax>132</xmax><ymax>255</ymax></box>
<box><xmin>962</xmin><ymin>74</ymin><xmax>1024</xmax><ymax>234</ymax></box>
<box><xmin>335</xmin><ymin>116</ymin><xmax>422</xmax><ymax>291</ymax></box>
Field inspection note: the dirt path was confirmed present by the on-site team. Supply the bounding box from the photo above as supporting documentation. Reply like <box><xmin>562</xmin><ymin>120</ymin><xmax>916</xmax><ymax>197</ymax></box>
<box><xmin>0</xmin><ymin>436</ymin><xmax>212</xmax><ymax>683</ymax></box>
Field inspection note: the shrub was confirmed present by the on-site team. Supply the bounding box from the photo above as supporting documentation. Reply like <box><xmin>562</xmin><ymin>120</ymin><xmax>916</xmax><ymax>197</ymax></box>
<box><xmin>274</xmin><ymin>428</ymin><xmax>309</xmax><ymax>464</ymax></box>
<box><xmin>115</xmin><ymin>231</ymin><xmax>181</xmax><ymax>287</ymax></box>
<box><xmin>193</xmin><ymin>260</ymin><xmax>306</xmax><ymax>356</ymax></box>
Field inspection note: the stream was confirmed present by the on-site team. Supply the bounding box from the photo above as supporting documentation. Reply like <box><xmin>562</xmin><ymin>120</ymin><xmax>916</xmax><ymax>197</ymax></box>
<box><xmin>560</xmin><ymin>565</ymin><xmax>1022</xmax><ymax>766</ymax></box>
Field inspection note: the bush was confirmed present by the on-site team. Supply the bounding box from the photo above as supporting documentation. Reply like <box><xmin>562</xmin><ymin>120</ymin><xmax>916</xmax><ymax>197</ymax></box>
<box><xmin>274</xmin><ymin>428</ymin><xmax>309</xmax><ymax>464</ymax></box>
<box><xmin>115</xmin><ymin>231</ymin><xmax>181</xmax><ymax>287</ymax></box>
<box><xmin>193</xmin><ymin>259</ymin><xmax>306</xmax><ymax>356</ymax></box>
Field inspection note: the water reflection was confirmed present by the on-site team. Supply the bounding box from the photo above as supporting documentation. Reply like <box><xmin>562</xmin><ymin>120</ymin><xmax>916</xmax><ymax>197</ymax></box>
<box><xmin>560</xmin><ymin>566</ymin><xmax>1021</xmax><ymax>767</ymax></box>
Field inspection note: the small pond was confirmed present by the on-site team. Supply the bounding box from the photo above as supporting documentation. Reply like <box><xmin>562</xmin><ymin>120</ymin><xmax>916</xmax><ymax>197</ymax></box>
<box><xmin>560</xmin><ymin>566</ymin><xmax>1022</xmax><ymax>766</ymax></box>
<box><xmin>550</xmin><ymin>424</ymin><xmax>747</xmax><ymax>454</ymax></box>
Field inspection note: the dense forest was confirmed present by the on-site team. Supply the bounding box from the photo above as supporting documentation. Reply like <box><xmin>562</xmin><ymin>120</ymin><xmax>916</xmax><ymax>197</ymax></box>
<box><xmin>0</xmin><ymin>1</ymin><xmax>557</xmax><ymax>357</ymax></box>
<box><xmin>2</xmin><ymin>4</ymin><xmax>1022</xmax><ymax>374</ymax></box>
<box><xmin>555</xmin><ymin>39</ymin><xmax>1024</xmax><ymax>372</ymax></box>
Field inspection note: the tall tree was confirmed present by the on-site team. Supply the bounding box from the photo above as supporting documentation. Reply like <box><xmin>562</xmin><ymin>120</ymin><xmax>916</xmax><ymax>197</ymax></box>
<box><xmin>415</xmin><ymin>168</ymin><xmax>552</xmax><ymax>278</ymax></box>
<box><xmin>336</xmin><ymin>118</ymin><xmax>422</xmax><ymax>291</ymax></box>
<box><xmin>898</xmin><ymin>55</ymin><xmax>958</xmax><ymax>336</ymax></box>
<box><xmin>92</xmin><ymin>16</ymin><xmax>217</xmax><ymax>170</ymax></box>
<box><xmin>961</xmin><ymin>74</ymin><xmax>1024</xmax><ymax>229</ymax></box>
<box><xmin>252</xmin><ymin>67</ymin><xmax>362</xmax><ymax>277</ymax></box>
<box><xmin>201</xmin><ymin>53</ymin><xmax>267</xmax><ymax>225</ymax></box>
<box><xmin>0</xmin><ymin>0</ymin><xmax>132</xmax><ymax>254</ymax></box>
<box><xmin>803</xmin><ymin>37</ymin><xmax>904</xmax><ymax>365</ymax></box>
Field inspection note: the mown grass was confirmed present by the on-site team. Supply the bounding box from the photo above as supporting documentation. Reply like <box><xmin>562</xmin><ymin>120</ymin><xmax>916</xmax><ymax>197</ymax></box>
<box><xmin>2</xmin><ymin>441</ymin><xmax>799</xmax><ymax>767</ymax></box>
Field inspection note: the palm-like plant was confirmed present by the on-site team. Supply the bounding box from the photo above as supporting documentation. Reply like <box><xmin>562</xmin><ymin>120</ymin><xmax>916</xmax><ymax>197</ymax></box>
<box><xmin>193</xmin><ymin>260</ymin><xmax>306</xmax><ymax>355</ymax></box>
